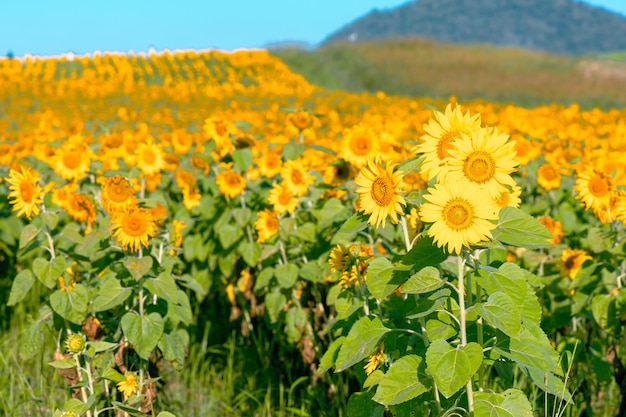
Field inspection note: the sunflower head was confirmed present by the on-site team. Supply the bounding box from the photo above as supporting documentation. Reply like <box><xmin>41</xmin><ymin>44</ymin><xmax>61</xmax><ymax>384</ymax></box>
<box><xmin>255</xmin><ymin>209</ymin><xmax>279</xmax><ymax>243</ymax></box>
<box><xmin>101</xmin><ymin>175</ymin><xmax>137</xmax><ymax>214</ymax></box>
<box><xmin>65</xmin><ymin>333</ymin><xmax>86</xmax><ymax>354</ymax></box>
<box><xmin>5</xmin><ymin>165</ymin><xmax>44</xmax><ymax>220</ymax></box>
<box><xmin>110</xmin><ymin>207</ymin><xmax>158</xmax><ymax>252</ymax></box>
<box><xmin>117</xmin><ymin>372</ymin><xmax>140</xmax><ymax>400</ymax></box>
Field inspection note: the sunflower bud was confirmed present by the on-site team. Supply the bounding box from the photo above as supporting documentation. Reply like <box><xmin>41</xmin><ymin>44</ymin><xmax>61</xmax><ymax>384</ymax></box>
<box><xmin>65</xmin><ymin>333</ymin><xmax>86</xmax><ymax>354</ymax></box>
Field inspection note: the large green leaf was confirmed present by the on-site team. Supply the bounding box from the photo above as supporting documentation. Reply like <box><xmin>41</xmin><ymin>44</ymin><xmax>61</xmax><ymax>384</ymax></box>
<box><xmin>373</xmin><ymin>355</ymin><xmax>428</xmax><ymax>405</ymax></box>
<box><xmin>522</xmin><ymin>366</ymin><xmax>572</xmax><ymax>403</ymax></box>
<box><xmin>93</xmin><ymin>276</ymin><xmax>132</xmax><ymax>312</ymax></box>
<box><xmin>19</xmin><ymin>224</ymin><xmax>40</xmax><ymax>249</ymax></box>
<box><xmin>123</xmin><ymin>256</ymin><xmax>153</xmax><ymax>280</ymax></box>
<box><xmin>474</xmin><ymin>389</ymin><xmax>533</xmax><ymax>417</ymax></box>
<box><xmin>331</xmin><ymin>212</ymin><xmax>369</xmax><ymax>245</ymax></box>
<box><xmin>346</xmin><ymin>392</ymin><xmax>385</xmax><ymax>417</ymax></box>
<box><xmin>121</xmin><ymin>312</ymin><xmax>164</xmax><ymax>359</ymax></box>
<box><xmin>238</xmin><ymin>240</ymin><xmax>261</xmax><ymax>267</ymax></box>
<box><xmin>7</xmin><ymin>269</ymin><xmax>34</xmax><ymax>306</ymax></box>
<box><xmin>402</xmin><ymin>266</ymin><xmax>444</xmax><ymax>294</ymax></box>
<box><xmin>426</xmin><ymin>339</ymin><xmax>482</xmax><ymax>398</ymax></box>
<box><xmin>317</xmin><ymin>337</ymin><xmax>346</xmax><ymax>375</ymax></box>
<box><xmin>366</xmin><ymin>257</ymin><xmax>403</xmax><ymax>300</ymax></box>
<box><xmin>265</xmin><ymin>291</ymin><xmax>286</xmax><ymax>323</ymax></box>
<box><xmin>497</xmin><ymin>323</ymin><xmax>560</xmax><ymax>373</ymax></box>
<box><xmin>335</xmin><ymin>316</ymin><xmax>389</xmax><ymax>372</ymax></box>
<box><xmin>479</xmin><ymin>292</ymin><xmax>521</xmax><ymax>338</ymax></box>
<box><xmin>19</xmin><ymin>320</ymin><xmax>44</xmax><ymax>361</ymax></box>
<box><xmin>476</xmin><ymin>263</ymin><xmax>527</xmax><ymax>306</ymax></box>
<box><xmin>144</xmin><ymin>272</ymin><xmax>179</xmax><ymax>304</ymax></box>
<box><xmin>217</xmin><ymin>223</ymin><xmax>244</xmax><ymax>249</ymax></box>
<box><xmin>50</xmin><ymin>284</ymin><xmax>89</xmax><ymax>324</ymax></box>
<box><xmin>397</xmin><ymin>236</ymin><xmax>447</xmax><ymax>272</ymax></box>
<box><xmin>33</xmin><ymin>257</ymin><xmax>66</xmax><ymax>289</ymax></box>
<box><xmin>491</xmin><ymin>207</ymin><xmax>552</xmax><ymax>249</ymax></box>
<box><xmin>158</xmin><ymin>332</ymin><xmax>185</xmax><ymax>371</ymax></box>
<box><xmin>275</xmin><ymin>263</ymin><xmax>299</xmax><ymax>288</ymax></box>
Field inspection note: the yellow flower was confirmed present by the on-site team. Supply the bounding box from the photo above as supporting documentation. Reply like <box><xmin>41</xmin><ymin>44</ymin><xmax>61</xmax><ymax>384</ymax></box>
<box><xmin>354</xmin><ymin>158</ymin><xmax>406</xmax><ymax>229</ymax></box>
<box><xmin>65</xmin><ymin>333</ymin><xmax>86</xmax><ymax>354</ymax></box>
<box><xmin>66</xmin><ymin>193</ymin><xmax>96</xmax><ymax>225</ymax></box>
<box><xmin>281</xmin><ymin>160</ymin><xmax>315</xmax><ymax>197</ymax></box>
<box><xmin>268</xmin><ymin>182</ymin><xmax>299</xmax><ymax>214</ymax></box>
<box><xmin>134</xmin><ymin>138</ymin><xmax>164</xmax><ymax>176</ymax></box>
<box><xmin>172</xmin><ymin>220</ymin><xmax>187</xmax><ymax>248</ymax></box>
<box><xmin>444</xmin><ymin>127</ymin><xmax>518</xmax><ymax>197</ymax></box>
<box><xmin>492</xmin><ymin>184</ymin><xmax>522</xmax><ymax>210</ymax></box>
<box><xmin>364</xmin><ymin>344</ymin><xmax>385</xmax><ymax>375</ymax></box>
<box><xmin>329</xmin><ymin>244</ymin><xmax>351</xmax><ymax>273</ymax></box>
<box><xmin>561</xmin><ymin>248</ymin><xmax>592</xmax><ymax>280</ymax></box>
<box><xmin>5</xmin><ymin>165</ymin><xmax>43</xmax><ymax>220</ymax></box>
<box><xmin>255</xmin><ymin>209</ymin><xmax>279</xmax><ymax>243</ymax></box>
<box><xmin>288</xmin><ymin>110</ymin><xmax>313</xmax><ymax>131</ymax></box>
<box><xmin>415</xmin><ymin>103</ymin><xmax>481</xmax><ymax>181</ymax></box>
<box><xmin>536</xmin><ymin>163</ymin><xmax>562</xmax><ymax>191</ymax></box>
<box><xmin>258</xmin><ymin>150</ymin><xmax>283</xmax><ymax>179</ymax></box>
<box><xmin>101</xmin><ymin>175</ymin><xmax>137</xmax><ymax>214</ymax></box>
<box><xmin>574</xmin><ymin>165</ymin><xmax>613</xmax><ymax>214</ymax></box>
<box><xmin>215</xmin><ymin>169</ymin><xmax>246</xmax><ymax>199</ymax></box>
<box><xmin>419</xmin><ymin>180</ymin><xmax>498</xmax><ymax>254</ymax></box>
<box><xmin>537</xmin><ymin>217</ymin><xmax>563</xmax><ymax>246</ymax></box>
<box><xmin>52</xmin><ymin>136</ymin><xmax>93</xmax><ymax>182</ymax></box>
<box><xmin>340</xmin><ymin>124</ymin><xmax>379</xmax><ymax>168</ymax></box>
<box><xmin>110</xmin><ymin>207</ymin><xmax>158</xmax><ymax>252</ymax></box>
<box><xmin>322</xmin><ymin>160</ymin><xmax>354</xmax><ymax>187</ymax></box>
<box><xmin>117</xmin><ymin>372</ymin><xmax>139</xmax><ymax>400</ymax></box>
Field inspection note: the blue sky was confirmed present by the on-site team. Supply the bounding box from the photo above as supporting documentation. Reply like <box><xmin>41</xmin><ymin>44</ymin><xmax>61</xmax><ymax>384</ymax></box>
<box><xmin>1</xmin><ymin>0</ymin><xmax>625</xmax><ymax>56</ymax></box>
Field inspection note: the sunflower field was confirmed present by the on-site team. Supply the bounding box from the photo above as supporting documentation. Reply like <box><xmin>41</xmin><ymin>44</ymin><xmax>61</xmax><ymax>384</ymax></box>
<box><xmin>2</xmin><ymin>49</ymin><xmax>626</xmax><ymax>417</ymax></box>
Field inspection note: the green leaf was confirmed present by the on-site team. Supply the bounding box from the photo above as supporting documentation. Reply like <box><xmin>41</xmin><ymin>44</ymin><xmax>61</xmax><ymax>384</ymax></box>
<box><xmin>275</xmin><ymin>263</ymin><xmax>299</xmax><ymax>288</ymax></box>
<box><xmin>366</xmin><ymin>257</ymin><xmax>399</xmax><ymax>300</ymax></box>
<box><xmin>317</xmin><ymin>337</ymin><xmax>346</xmax><ymax>375</ymax></box>
<box><xmin>425</xmin><ymin>313</ymin><xmax>457</xmax><ymax>341</ymax></box>
<box><xmin>166</xmin><ymin>290</ymin><xmax>193</xmax><ymax>326</ymax></box>
<box><xmin>282</xmin><ymin>141</ymin><xmax>305</xmax><ymax>160</ymax></box>
<box><xmin>397</xmin><ymin>236</ymin><xmax>447</xmax><ymax>272</ymax></box>
<box><xmin>309</xmin><ymin>144</ymin><xmax>336</xmax><ymax>155</ymax></box>
<box><xmin>112</xmin><ymin>402</ymin><xmax>148</xmax><ymax>417</ymax></box>
<box><xmin>479</xmin><ymin>292</ymin><xmax>521</xmax><ymax>338</ymax></box>
<box><xmin>294</xmin><ymin>222</ymin><xmax>316</xmax><ymax>242</ymax></box>
<box><xmin>476</xmin><ymin>262</ymin><xmax>527</xmax><ymax>306</ymax></box>
<box><xmin>19</xmin><ymin>320</ymin><xmax>44</xmax><ymax>361</ymax></box>
<box><xmin>474</xmin><ymin>389</ymin><xmax>533</xmax><ymax>417</ymax></box>
<box><xmin>8</xmin><ymin>269</ymin><xmax>34</xmax><ymax>306</ymax></box>
<box><xmin>285</xmin><ymin>306</ymin><xmax>307</xmax><ymax>344</ymax></box>
<box><xmin>364</xmin><ymin>369</ymin><xmax>385</xmax><ymax>388</ymax></box>
<box><xmin>232</xmin><ymin>148</ymin><xmax>253</xmax><ymax>172</ymax></box>
<box><xmin>123</xmin><ymin>256</ymin><xmax>153</xmax><ymax>280</ymax></box>
<box><xmin>335</xmin><ymin>316</ymin><xmax>389</xmax><ymax>372</ymax></box>
<box><xmin>90</xmin><ymin>341</ymin><xmax>118</xmax><ymax>353</ymax></box>
<box><xmin>50</xmin><ymin>284</ymin><xmax>89</xmax><ymax>324</ymax></box>
<box><xmin>19</xmin><ymin>224</ymin><xmax>40</xmax><ymax>249</ymax></box>
<box><xmin>217</xmin><ymin>223</ymin><xmax>243</xmax><ymax>249</ymax></box>
<box><xmin>397</xmin><ymin>157</ymin><xmax>423</xmax><ymax>175</ymax></box>
<box><xmin>253</xmin><ymin>267</ymin><xmax>274</xmax><ymax>292</ymax></box>
<box><xmin>523</xmin><ymin>367</ymin><xmax>573</xmax><ymax>403</ymax></box>
<box><xmin>42</xmin><ymin>211</ymin><xmax>59</xmax><ymax>230</ymax></box>
<box><xmin>426</xmin><ymin>339</ymin><xmax>483</xmax><ymax>398</ymax></box>
<box><xmin>64</xmin><ymin>398</ymin><xmax>85</xmax><ymax>412</ymax></box>
<box><xmin>521</xmin><ymin>286</ymin><xmax>542</xmax><ymax>326</ymax></box>
<box><xmin>591</xmin><ymin>294</ymin><xmax>615</xmax><ymax>329</ymax></box>
<box><xmin>335</xmin><ymin>292</ymin><xmax>362</xmax><ymax>320</ymax></box>
<box><xmin>492</xmin><ymin>207</ymin><xmax>552</xmax><ymax>249</ymax></box>
<box><xmin>102</xmin><ymin>368</ymin><xmax>126</xmax><ymax>383</ymax></box>
<box><xmin>265</xmin><ymin>291</ymin><xmax>286</xmax><ymax>323</ymax></box>
<box><xmin>158</xmin><ymin>332</ymin><xmax>185</xmax><ymax>371</ymax></box>
<box><xmin>157</xmin><ymin>413</ymin><xmax>177</xmax><ymax>417</ymax></box>
<box><xmin>299</xmin><ymin>262</ymin><xmax>324</xmax><ymax>283</ymax></box>
<box><xmin>238</xmin><ymin>240</ymin><xmax>261</xmax><ymax>267</ymax></box>
<box><xmin>121</xmin><ymin>312</ymin><xmax>165</xmax><ymax>360</ymax></box>
<box><xmin>402</xmin><ymin>266</ymin><xmax>444</xmax><ymax>294</ymax></box>
<box><xmin>497</xmin><ymin>323</ymin><xmax>559</xmax><ymax>373</ymax></box>
<box><xmin>33</xmin><ymin>257</ymin><xmax>66</xmax><ymax>289</ymax></box>
<box><xmin>144</xmin><ymin>272</ymin><xmax>179</xmax><ymax>304</ymax></box>
<box><xmin>93</xmin><ymin>276</ymin><xmax>132</xmax><ymax>312</ymax></box>
<box><xmin>48</xmin><ymin>358</ymin><xmax>77</xmax><ymax>369</ymax></box>
<box><xmin>331</xmin><ymin>212</ymin><xmax>369</xmax><ymax>245</ymax></box>
<box><xmin>347</xmin><ymin>392</ymin><xmax>385</xmax><ymax>417</ymax></box>
<box><xmin>373</xmin><ymin>355</ymin><xmax>428</xmax><ymax>405</ymax></box>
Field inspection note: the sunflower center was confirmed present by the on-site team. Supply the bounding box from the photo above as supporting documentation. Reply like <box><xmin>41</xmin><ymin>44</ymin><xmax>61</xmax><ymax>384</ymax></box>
<box><xmin>20</xmin><ymin>181</ymin><xmax>35</xmax><ymax>203</ymax></box>
<box><xmin>142</xmin><ymin>149</ymin><xmax>156</xmax><ymax>164</ymax></box>
<box><xmin>463</xmin><ymin>151</ymin><xmax>496</xmax><ymax>184</ymax></box>
<box><xmin>227</xmin><ymin>173</ymin><xmax>242</xmax><ymax>187</ymax></box>
<box><xmin>291</xmin><ymin>169</ymin><xmax>303</xmax><ymax>185</ymax></box>
<box><xmin>436</xmin><ymin>131</ymin><xmax>460</xmax><ymax>160</ymax></box>
<box><xmin>371</xmin><ymin>176</ymin><xmax>393</xmax><ymax>206</ymax></box>
<box><xmin>564</xmin><ymin>256</ymin><xmax>577</xmax><ymax>270</ymax></box>
<box><xmin>266</xmin><ymin>216</ymin><xmax>279</xmax><ymax>230</ymax></box>
<box><xmin>541</xmin><ymin>166</ymin><xmax>557</xmax><ymax>181</ymax></box>
<box><xmin>122</xmin><ymin>213</ymin><xmax>147</xmax><ymax>236</ymax></box>
<box><xmin>63</xmin><ymin>152</ymin><xmax>81</xmax><ymax>169</ymax></box>
<box><xmin>110</xmin><ymin>183</ymin><xmax>131</xmax><ymax>202</ymax></box>
<box><xmin>589</xmin><ymin>175</ymin><xmax>609</xmax><ymax>197</ymax></box>
<box><xmin>442</xmin><ymin>198</ymin><xmax>474</xmax><ymax>230</ymax></box>
<box><xmin>215</xmin><ymin>122</ymin><xmax>227</xmax><ymax>137</ymax></box>
<box><xmin>279</xmin><ymin>191</ymin><xmax>292</xmax><ymax>206</ymax></box>
<box><xmin>350</xmin><ymin>135</ymin><xmax>372</xmax><ymax>155</ymax></box>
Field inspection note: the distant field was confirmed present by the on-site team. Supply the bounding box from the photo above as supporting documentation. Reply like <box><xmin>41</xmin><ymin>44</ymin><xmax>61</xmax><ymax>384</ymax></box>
<box><xmin>271</xmin><ymin>37</ymin><xmax>626</xmax><ymax>109</ymax></box>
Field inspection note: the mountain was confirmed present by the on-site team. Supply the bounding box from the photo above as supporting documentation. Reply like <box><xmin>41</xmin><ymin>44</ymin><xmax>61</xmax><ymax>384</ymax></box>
<box><xmin>322</xmin><ymin>0</ymin><xmax>626</xmax><ymax>55</ymax></box>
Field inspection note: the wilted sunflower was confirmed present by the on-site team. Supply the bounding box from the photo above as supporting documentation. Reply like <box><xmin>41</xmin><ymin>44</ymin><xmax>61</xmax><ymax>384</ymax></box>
<box><xmin>215</xmin><ymin>169</ymin><xmax>246</xmax><ymax>199</ymax></box>
<box><xmin>281</xmin><ymin>160</ymin><xmax>315</xmax><ymax>197</ymax></box>
<box><xmin>561</xmin><ymin>248</ymin><xmax>592</xmax><ymax>280</ymax></box>
<box><xmin>101</xmin><ymin>175</ymin><xmax>137</xmax><ymax>215</ymax></box>
<box><xmin>574</xmin><ymin>165</ymin><xmax>613</xmax><ymax>213</ymax></box>
<box><xmin>268</xmin><ymin>182</ymin><xmax>299</xmax><ymax>214</ymax></box>
<box><xmin>110</xmin><ymin>207</ymin><xmax>158</xmax><ymax>252</ymax></box>
<box><xmin>445</xmin><ymin>127</ymin><xmax>518</xmax><ymax>196</ymax></box>
<box><xmin>419</xmin><ymin>180</ymin><xmax>498</xmax><ymax>254</ymax></box>
<box><xmin>536</xmin><ymin>163</ymin><xmax>562</xmax><ymax>191</ymax></box>
<box><xmin>355</xmin><ymin>158</ymin><xmax>406</xmax><ymax>229</ymax></box>
<box><xmin>340</xmin><ymin>124</ymin><xmax>379</xmax><ymax>168</ymax></box>
<box><xmin>117</xmin><ymin>372</ymin><xmax>139</xmax><ymax>400</ymax></box>
<box><xmin>5</xmin><ymin>165</ymin><xmax>44</xmax><ymax>219</ymax></box>
<box><xmin>415</xmin><ymin>103</ymin><xmax>481</xmax><ymax>181</ymax></box>
<box><xmin>254</xmin><ymin>209</ymin><xmax>279</xmax><ymax>243</ymax></box>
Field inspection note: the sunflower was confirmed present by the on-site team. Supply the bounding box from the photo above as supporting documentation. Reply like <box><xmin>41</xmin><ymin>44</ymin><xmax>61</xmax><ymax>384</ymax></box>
<box><xmin>66</xmin><ymin>193</ymin><xmax>96</xmax><ymax>225</ymax></box>
<box><xmin>536</xmin><ymin>163</ymin><xmax>561</xmax><ymax>191</ymax></box>
<box><xmin>171</xmin><ymin>219</ymin><xmax>187</xmax><ymax>248</ymax></box>
<box><xmin>561</xmin><ymin>248</ymin><xmax>592</xmax><ymax>280</ymax></box>
<box><xmin>574</xmin><ymin>165</ymin><xmax>613</xmax><ymax>213</ymax></box>
<box><xmin>288</xmin><ymin>110</ymin><xmax>313</xmax><ymax>131</ymax></box>
<box><xmin>444</xmin><ymin>127</ymin><xmax>518</xmax><ymax>196</ymax></box>
<box><xmin>354</xmin><ymin>158</ymin><xmax>406</xmax><ymax>229</ymax></box>
<box><xmin>134</xmin><ymin>138</ymin><xmax>164</xmax><ymax>176</ymax></box>
<box><xmin>255</xmin><ymin>209</ymin><xmax>279</xmax><ymax>243</ymax></box>
<box><xmin>171</xmin><ymin>129</ymin><xmax>194</xmax><ymax>155</ymax></box>
<box><xmin>268</xmin><ymin>182</ymin><xmax>299</xmax><ymax>214</ymax></box>
<box><xmin>281</xmin><ymin>160</ymin><xmax>315</xmax><ymax>197</ymax></box>
<box><xmin>257</xmin><ymin>150</ymin><xmax>283</xmax><ymax>179</ymax></box>
<box><xmin>5</xmin><ymin>165</ymin><xmax>44</xmax><ymax>219</ymax></box>
<box><xmin>340</xmin><ymin>124</ymin><xmax>379</xmax><ymax>168</ymax></box>
<box><xmin>101</xmin><ymin>175</ymin><xmax>137</xmax><ymax>214</ymax></box>
<box><xmin>537</xmin><ymin>216</ymin><xmax>563</xmax><ymax>245</ymax></box>
<box><xmin>329</xmin><ymin>244</ymin><xmax>351</xmax><ymax>273</ymax></box>
<box><xmin>215</xmin><ymin>169</ymin><xmax>246</xmax><ymax>199</ymax></box>
<box><xmin>117</xmin><ymin>372</ymin><xmax>139</xmax><ymax>400</ymax></box>
<box><xmin>52</xmin><ymin>137</ymin><xmax>93</xmax><ymax>182</ymax></box>
<box><xmin>339</xmin><ymin>265</ymin><xmax>360</xmax><ymax>289</ymax></box>
<box><xmin>364</xmin><ymin>343</ymin><xmax>385</xmax><ymax>375</ymax></box>
<box><xmin>492</xmin><ymin>184</ymin><xmax>522</xmax><ymax>210</ymax></box>
<box><xmin>110</xmin><ymin>207</ymin><xmax>157</xmax><ymax>252</ymax></box>
<box><xmin>415</xmin><ymin>103</ymin><xmax>481</xmax><ymax>181</ymax></box>
<box><xmin>322</xmin><ymin>160</ymin><xmax>355</xmax><ymax>187</ymax></box>
<box><xmin>419</xmin><ymin>180</ymin><xmax>498</xmax><ymax>254</ymax></box>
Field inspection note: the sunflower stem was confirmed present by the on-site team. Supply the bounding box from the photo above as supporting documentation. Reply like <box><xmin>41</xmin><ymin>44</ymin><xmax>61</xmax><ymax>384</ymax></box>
<box><xmin>278</xmin><ymin>240</ymin><xmax>288</xmax><ymax>265</ymax></box>
<box><xmin>74</xmin><ymin>354</ymin><xmax>93</xmax><ymax>417</ymax></box>
<box><xmin>457</xmin><ymin>254</ymin><xmax>474</xmax><ymax>412</ymax></box>
<box><xmin>400</xmin><ymin>215</ymin><xmax>412</xmax><ymax>252</ymax></box>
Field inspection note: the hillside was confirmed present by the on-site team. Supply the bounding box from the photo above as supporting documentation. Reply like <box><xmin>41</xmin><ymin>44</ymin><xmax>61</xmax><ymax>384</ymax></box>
<box><xmin>271</xmin><ymin>37</ymin><xmax>626</xmax><ymax>109</ymax></box>
<box><xmin>322</xmin><ymin>0</ymin><xmax>626</xmax><ymax>55</ymax></box>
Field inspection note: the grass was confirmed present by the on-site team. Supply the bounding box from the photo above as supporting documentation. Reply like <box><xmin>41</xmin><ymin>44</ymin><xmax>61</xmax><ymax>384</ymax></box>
<box><xmin>271</xmin><ymin>37</ymin><xmax>626</xmax><ymax>109</ymax></box>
